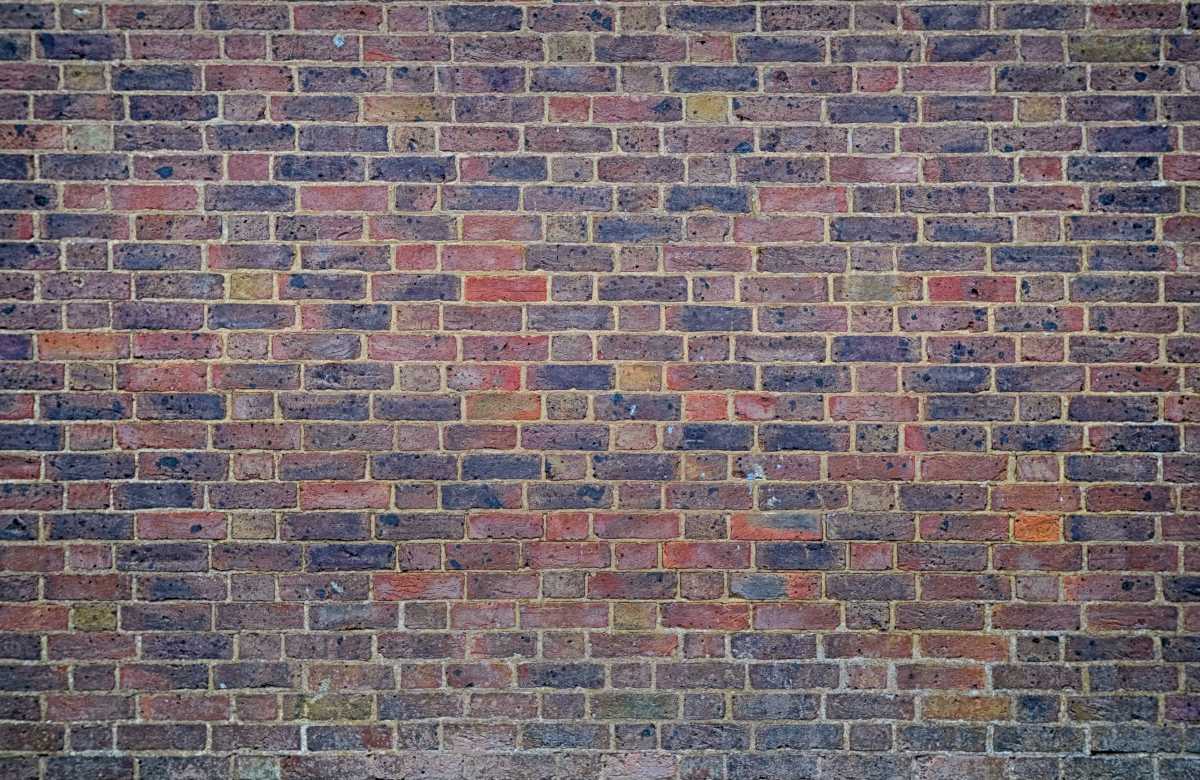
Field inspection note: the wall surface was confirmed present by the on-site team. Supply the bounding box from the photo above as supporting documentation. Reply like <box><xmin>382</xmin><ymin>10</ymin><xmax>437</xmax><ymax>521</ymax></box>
<box><xmin>1</xmin><ymin>1</ymin><xmax>1199</xmax><ymax>778</ymax></box>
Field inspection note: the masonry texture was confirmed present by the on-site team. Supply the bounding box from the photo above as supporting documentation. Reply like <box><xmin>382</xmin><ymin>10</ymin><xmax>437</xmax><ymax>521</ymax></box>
<box><xmin>1</xmin><ymin>0</ymin><xmax>1199</xmax><ymax>778</ymax></box>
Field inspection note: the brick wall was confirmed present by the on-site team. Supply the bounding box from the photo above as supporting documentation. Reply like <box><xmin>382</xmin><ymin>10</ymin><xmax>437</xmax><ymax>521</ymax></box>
<box><xmin>1</xmin><ymin>1</ymin><xmax>1199</xmax><ymax>778</ymax></box>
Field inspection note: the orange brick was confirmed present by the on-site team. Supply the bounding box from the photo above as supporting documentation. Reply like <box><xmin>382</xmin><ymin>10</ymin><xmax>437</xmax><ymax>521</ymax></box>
<box><xmin>464</xmin><ymin>393</ymin><xmax>541</xmax><ymax>421</ymax></box>
<box><xmin>1014</xmin><ymin>513</ymin><xmax>1061</xmax><ymax>543</ymax></box>
<box><xmin>464</xmin><ymin>275</ymin><xmax>546</xmax><ymax>302</ymax></box>
<box><xmin>39</xmin><ymin>333</ymin><xmax>128</xmax><ymax>360</ymax></box>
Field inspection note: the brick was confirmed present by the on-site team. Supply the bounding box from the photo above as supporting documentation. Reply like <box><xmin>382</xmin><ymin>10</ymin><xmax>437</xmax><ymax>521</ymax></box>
<box><xmin>669</xmin><ymin>68</ymin><xmax>759</xmax><ymax>97</ymax></box>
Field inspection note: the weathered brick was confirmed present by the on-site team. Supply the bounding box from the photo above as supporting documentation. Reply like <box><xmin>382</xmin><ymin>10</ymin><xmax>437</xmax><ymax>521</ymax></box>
<box><xmin>1</xmin><ymin>1</ymin><xmax>1190</xmax><ymax>770</ymax></box>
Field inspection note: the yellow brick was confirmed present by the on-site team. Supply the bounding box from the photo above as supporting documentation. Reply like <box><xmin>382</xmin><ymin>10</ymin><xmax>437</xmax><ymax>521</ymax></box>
<box><xmin>232</xmin><ymin>512</ymin><xmax>276</xmax><ymax>540</ymax></box>
<box><xmin>230</xmin><ymin>273</ymin><xmax>273</xmax><ymax>300</ymax></box>
<box><xmin>619</xmin><ymin>364</ymin><xmax>661</xmax><ymax>391</ymax></box>
<box><xmin>1018</xmin><ymin>96</ymin><xmax>1061</xmax><ymax>123</ymax></box>
<box><xmin>63</xmin><ymin>64</ymin><xmax>106</xmax><ymax>91</ymax></box>
<box><xmin>465</xmin><ymin>392</ymin><xmax>542</xmax><ymax>420</ymax></box>
<box><xmin>612</xmin><ymin>602</ymin><xmax>656</xmax><ymax>630</ymax></box>
<box><xmin>924</xmin><ymin>695</ymin><xmax>1011</xmax><ymax>721</ymax></box>
<box><xmin>547</xmin><ymin>35</ymin><xmax>591</xmax><ymax>63</ymax></box>
<box><xmin>66</xmin><ymin>125</ymin><xmax>111</xmax><ymax>152</ymax></box>
<box><xmin>686</xmin><ymin>95</ymin><xmax>727</xmax><ymax>123</ymax></box>
<box><xmin>363</xmin><ymin>96</ymin><xmax>452</xmax><ymax>122</ymax></box>
<box><xmin>299</xmin><ymin>694</ymin><xmax>374</xmax><ymax>721</ymax></box>
<box><xmin>73</xmin><ymin>604</ymin><xmax>117</xmax><ymax>631</ymax></box>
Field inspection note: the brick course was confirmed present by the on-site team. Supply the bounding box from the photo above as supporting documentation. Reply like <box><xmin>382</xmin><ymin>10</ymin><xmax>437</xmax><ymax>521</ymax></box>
<box><xmin>0</xmin><ymin>1</ymin><xmax>1199</xmax><ymax>778</ymax></box>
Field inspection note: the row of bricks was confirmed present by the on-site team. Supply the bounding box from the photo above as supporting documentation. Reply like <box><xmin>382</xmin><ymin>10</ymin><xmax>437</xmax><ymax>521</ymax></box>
<box><xmin>0</xmin><ymin>415</ymin><xmax>1190</xmax><ymax>446</ymax></box>
<box><xmin>0</xmin><ymin>271</ymin><xmax>1195</xmax><ymax>305</ymax></box>
<box><xmin>2</xmin><ymin>300</ymin><xmax>1194</xmax><ymax>327</ymax></box>
<box><xmin>0</xmin><ymin>481</ymin><xmax>1193</xmax><ymax>511</ymax></box>
<box><xmin>15</xmin><ymin>213</ymin><xmax>1200</xmax><ymax>246</ymax></box>
<box><xmin>10</xmin><ymin>336</ymin><xmax>1186</xmax><ymax>367</ymax></box>
<box><xmin>8</xmin><ymin>2</ymin><xmax>1200</xmax><ymax>31</ymax></box>
<box><xmin>7</xmin><ymin>331</ymin><xmax>1200</xmax><ymax>362</ymax></box>
<box><xmin>2</xmin><ymin>754</ymin><xmax>1196</xmax><ymax>780</ymax></box>
<box><xmin>5</xmin><ymin>283</ymin><xmax>1196</xmax><ymax>311</ymax></box>
<box><xmin>8</xmin><ymin>184</ymin><xmax>1200</xmax><ymax>217</ymax></box>
<box><xmin>2</xmin><ymin>241</ymin><xmax>1193</xmax><ymax>274</ymax></box>
<box><xmin>4</xmin><ymin>508</ymin><xmax>1200</xmax><ymax>543</ymax></box>
<box><xmin>0</xmin><ymin>446</ymin><xmax>1190</xmax><ymax>489</ymax></box>
<box><xmin>10</xmin><ymin>723</ymin><xmax>1200</xmax><ymax>762</ymax></box>
<box><xmin>7</xmin><ymin>236</ymin><xmax>1199</xmax><ymax>268</ymax></box>
<box><xmin>11</xmin><ymin>153</ymin><xmax>1200</xmax><ymax>182</ymax></box>
<box><xmin>4</xmin><ymin>352</ymin><xmax>1200</xmax><ymax>383</ymax></box>
<box><xmin>7</xmin><ymin>176</ymin><xmax>1200</xmax><ymax>213</ymax></box>
<box><xmin>0</xmin><ymin>302</ymin><xmax>1193</xmax><ymax>337</ymax></box>
<box><xmin>2</xmin><ymin>390</ymin><xmax>1195</xmax><ymax>421</ymax></box>
<box><xmin>2</xmin><ymin>659</ymin><xmax>1196</xmax><ymax>700</ymax></box>
<box><xmin>6</xmin><ymin>614</ymin><xmax>1200</xmax><ymax>658</ymax></box>
<box><xmin>6</xmin><ymin>717</ymin><xmax>1198</xmax><ymax>755</ymax></box>
<box><xmin>0</xmin><ymin>596</ymin><xmax>1194</xmax><ymax>635</ymax></box>
<box><xmin>6</xmin><ymin>3</ymin><xmax>1199</xmax><ymax>34</ymax></box>
<box><xmin>1</xmin><ymin>241</ymin><xmax>1190</xmax><ymax>273</ymax></box>
<box><xmin>3</xmin><ymin>531</ymin><xmax>1200</xmax><ymax>569</ymax></box>
<box><xmin>7</xmin><ymin>620</ymin><xmax>1199</xmax><ymax>662</ymax></box>
<box><xmin>10</xmin><ymin>260</ymin><xmax>1186</xmax><ymax>296</ymax></box>
<box><xmin>9</xmin><ymin>36</ymin><xmax>1200</xmax><ymax>71</ymax></box>
<box><xmin>0</xmin><ymin>437</ymin><xmax>1193</xmax><ymax>489</ymax></box>
<box><xmin>16</xmin><ymin>60</ymin><xmax>1197</xmax><ymax>94</ymax></box>
<box><xmin>12</xmin><ymin>570</ymin><xmax>1200</xmax><ymax>608</ymax></box>
<box><xmin>1</xmin><ymin>96</ymin><xmax>1198</xmax><ymax>131</ymax></box>
<box><xmin>7</xmin><ymin>92</ymin><xmax>1200</xmax><ymax>129</ymax></box>
<box><xmin>10</xmin><ymin>575</ymin><xmax>1200</xmax><ymax>616</ymax></box>
<box><xmin>7</xmin><ymin>447</ymin><xmax>1197</xmax><ymax>479</ymax></box>
<box><xmin>10</xmin><ymin>595</ymin><xmax>1200</xmax><ymax>630</ymax></box>
<box><xmin>7</xmin><ymin>27</ymin><xmax>1200</xmax><ymax>69</ymax></box>
<box><xmin>19</xmin><ymin>655</ymin><xmax>1194</xmax><ymax>689</ymax></box>
<box><xmin>0</xmin><ymin>382</ymin><xmax>1189</xmax><ymax>411</ymax></box>
<box><xmin>2</xmin><ymin>301</ymin><xmax>1199</xmax><ymax>336</ymax></box>
<box><xmin>0</xmin><ymin>97</ymin><xmax>1193</xmax><ymax>128</ymax></box>
<box><xmin>39</xmin><ymin>76</ymin><xmax>1200</xmax><ymax>115</ymax></box>
<box><xmin>3</xmin><ymin>693</ymin><xmax>1199</xmax><ymax>729</ymax></box>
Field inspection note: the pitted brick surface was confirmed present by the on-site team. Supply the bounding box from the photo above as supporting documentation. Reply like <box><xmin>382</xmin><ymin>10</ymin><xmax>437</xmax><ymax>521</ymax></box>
<box><xmin>1</xmin><ymin>2</ymin><xmax>1199</xmax><ymax>778</ymax></box>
